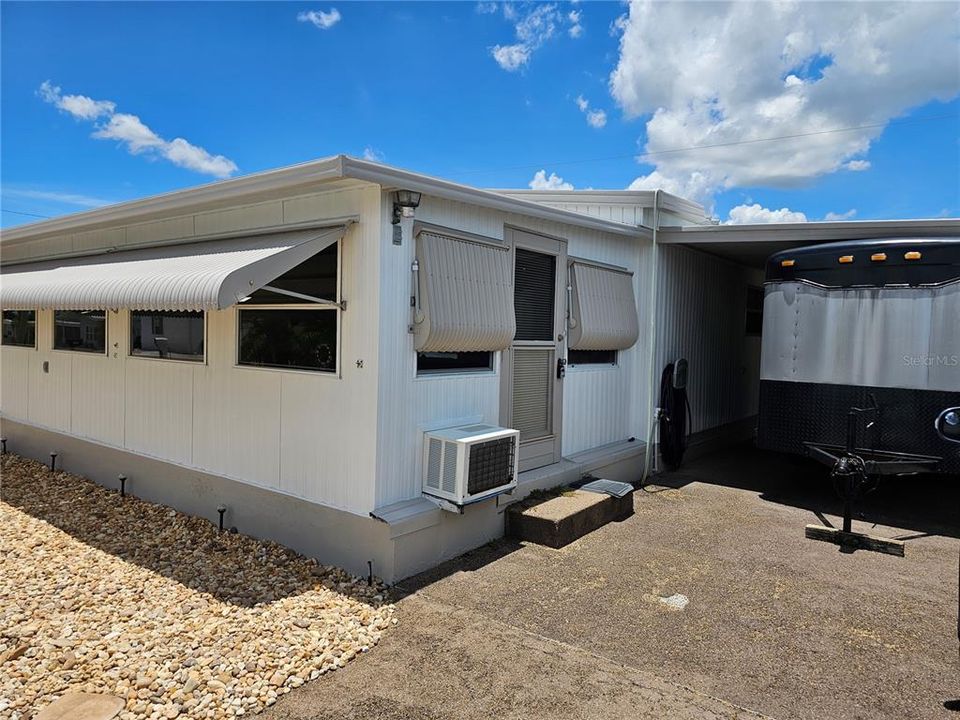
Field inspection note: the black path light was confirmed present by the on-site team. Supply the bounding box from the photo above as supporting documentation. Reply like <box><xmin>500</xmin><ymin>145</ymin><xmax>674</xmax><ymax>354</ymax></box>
<box><xmin>217</xmin><ymin>505</ymin><xmax>227</xmax><ymax>533</ymax></box>
<box><xmin>1</xmin><ymin>438</ymin><xmax>6</xmax><ymax>455</ymax></box>
<box><xmin>118</xmin><ymin>474</ymin><xmax>127</xmax><ymax>497</ymax></box>
<box><xmin>49</xmin><ymin>452</ymin><xmax>58</xmax><ymax>472</ymax></box>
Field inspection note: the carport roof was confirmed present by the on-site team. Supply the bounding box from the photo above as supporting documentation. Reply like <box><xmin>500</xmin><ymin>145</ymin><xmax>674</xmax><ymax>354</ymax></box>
<box><xmin>658</xmin><ymin>218</ymin><xmax>960</xmax><ymax>267</ymax></box>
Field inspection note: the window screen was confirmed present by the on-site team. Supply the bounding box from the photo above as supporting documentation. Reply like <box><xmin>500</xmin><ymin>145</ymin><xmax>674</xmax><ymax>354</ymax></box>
<box><xmin>131</xmin><ymin>311</ymin><xmax>204</xmax><ymax>361</ymax></box>
<box><xmin>514</xmin><ymin>248</ymin><xmax>556</xmax><ymax>341</ymax></box>
<box><xmin>2</xmin><ymin>310</ymin><xmax>36</xmax><ymax>347</ymax></box>
<box><xmin>54</xmin><ymin>310</ymin><xmax>106</xmax><ymax>353</ymax></box>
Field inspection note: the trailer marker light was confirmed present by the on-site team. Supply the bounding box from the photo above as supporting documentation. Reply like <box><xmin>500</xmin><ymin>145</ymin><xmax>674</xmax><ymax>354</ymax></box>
<box><xmin>904</xmin><ymin>251</ymin><xmax>922</xmax><ymax>260</ymax></box>
<box><xmin>780</xmin><ymin>259</ymin><xmax>795</xmax><ymax>267</ymax></box>
<box><xmin>870</xmin><ymin>253</ymin><xmax>887</xmax><ymax>262</ymax></box>
<box><xmin>838</xmin><ymin>255</ymin><xmax>854</xmax><ymax>264</ymax></box>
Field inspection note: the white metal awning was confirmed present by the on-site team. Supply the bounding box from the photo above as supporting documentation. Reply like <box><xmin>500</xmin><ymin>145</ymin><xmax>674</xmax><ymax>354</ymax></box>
<box><xmin>0</xmin><ymin>226</ymin><xmax>347</xmax><ymax>312</ymax></box>
<box><xmin>568</xmin><ymin>260</ymin><xmax>639</xmax><ymax>351</ymax></box>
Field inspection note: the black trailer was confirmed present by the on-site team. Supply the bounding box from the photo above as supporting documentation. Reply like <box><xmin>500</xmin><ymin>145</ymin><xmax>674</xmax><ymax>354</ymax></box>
<box><xmin>758</xmin><ymin>238</ymin><xmax>959</xmax><ymax>473</ymax></box>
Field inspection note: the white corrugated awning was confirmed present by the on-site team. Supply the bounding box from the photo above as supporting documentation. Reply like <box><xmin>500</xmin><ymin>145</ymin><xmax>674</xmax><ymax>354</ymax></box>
<box><xmin>568</xmin><ymin>260</ymin><xmax>639</xmax><ymax>350</ymax></box>
<box><xmin>0</xmin><ymin>226</ymin><xmax>346</xmax><ymax>312</ymax></box>
<box><xmin>414</xmin><ymin>229</ymin><xmax>515</xmax><ymax>352</ymax></box>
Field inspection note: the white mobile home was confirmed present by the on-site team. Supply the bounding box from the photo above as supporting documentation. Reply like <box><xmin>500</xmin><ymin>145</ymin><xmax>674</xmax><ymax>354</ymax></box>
<box><xmin>1</xmin><ymin>156</ymin><xmax>954</xmax><ymax>581</ymax></box>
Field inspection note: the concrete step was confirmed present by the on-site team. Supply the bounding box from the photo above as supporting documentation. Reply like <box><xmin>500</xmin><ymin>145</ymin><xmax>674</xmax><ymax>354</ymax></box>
<box><xmin>507</xmin><ymin>489</ymin><xmax>633</xmax><ymax>548</ymax></box>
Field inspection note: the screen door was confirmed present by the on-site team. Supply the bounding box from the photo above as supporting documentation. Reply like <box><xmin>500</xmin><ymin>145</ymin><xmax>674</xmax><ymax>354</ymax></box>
<box><xmin>501</xmin><ymin>228</ymin><xmax>567</xmax><ymax>472</ymax></box>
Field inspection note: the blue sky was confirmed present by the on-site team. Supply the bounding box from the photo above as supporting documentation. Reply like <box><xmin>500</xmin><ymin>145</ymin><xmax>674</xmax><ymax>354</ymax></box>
<box><xmin>2</xmin><ymin>1</ymin><xmax>958</xmax><ymax>228</ymax></box>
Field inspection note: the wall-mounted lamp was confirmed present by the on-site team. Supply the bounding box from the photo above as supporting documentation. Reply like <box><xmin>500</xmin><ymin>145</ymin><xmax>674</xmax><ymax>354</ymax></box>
<box><xmin>392</xmin><ymin>189</ymin><xmax>422</xmax><ymax>225</ymax></box>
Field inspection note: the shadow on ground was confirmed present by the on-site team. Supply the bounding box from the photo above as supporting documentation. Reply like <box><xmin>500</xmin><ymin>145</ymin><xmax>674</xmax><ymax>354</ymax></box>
<box><xmin>653</xmin><ymin>442</ymin><xmax>960</xmax><ymax>540</ymax></box>
<box><xmin>1</xmin><ymin>453</ymin><xmax>379</xmax><ymax>607</ymax></box>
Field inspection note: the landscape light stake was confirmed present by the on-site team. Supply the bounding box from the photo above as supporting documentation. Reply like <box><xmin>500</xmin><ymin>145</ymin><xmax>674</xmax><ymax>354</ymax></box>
<box><xmin>217</xmin><ymin>505</ymin><xmax>227</xmax><ymax>533</ymax></box>
<box><xmin>49</xmin><ymin>452</ymin><xmax>57</xmax><ymax>472</ymax></box>
<box><xmin>1</xmin><ymin>438</ymin><xmax>6</xmax><ymax>455</ymax></box>
<box><xmin>367</xmin><ymin>560</ymin><xmax>373</xmax><ymax>586</ymax></box>
<box><xmin>118</xmin><ymin>474</ymin><xmax>127</xmax><ymax>497</ymax></box>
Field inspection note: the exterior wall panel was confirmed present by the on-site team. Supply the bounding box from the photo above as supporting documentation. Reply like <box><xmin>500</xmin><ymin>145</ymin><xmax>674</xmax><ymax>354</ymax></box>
<box><xmin>1</xmin><ymin>184</ymin><xmax>382</xmax><ymax>515</ymax></box>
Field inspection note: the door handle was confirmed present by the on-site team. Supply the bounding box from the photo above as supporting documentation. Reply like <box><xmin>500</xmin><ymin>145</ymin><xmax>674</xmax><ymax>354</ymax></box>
<box><xmin>557</xmin><ymin>358</ymin><xmax>567</xmax><ymax>380</ymax></box>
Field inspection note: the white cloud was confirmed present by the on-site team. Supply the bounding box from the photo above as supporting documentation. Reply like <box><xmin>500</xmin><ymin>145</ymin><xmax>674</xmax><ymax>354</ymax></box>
<box><xmin>844</xmin><ymin>160</ymin><xmax>871</xmax><ymax>172</ymax></box>
<box><xmin>2</xmin><ymin>188</ymin><xmax>112</xmax><ymax>208</ymax></box>
<box><xmin>475</xmin><ymin>2</ymin><xmax>499</xmax><ymax>14</ymax></box>
<box><xmin>726</xmin><ymin>203</ymin><xmax>808</xmax><ymax>224</ymax></box>
<box><xmin>586</xmin><ymin>109</ymin><xmax>607</xmax><ymax>129</ymax></box>
<box><xmin>492</xmin><ymin>43</ymin><xmax>531</xmax><ymax>71</ymax></box>
<box><xmin>529</xmin><ymin>169</ymin><xmax>574</xmax><ymax>190</ymax></box>
<box><xmin>824</xmin><ymin>208</ymin><xmax>857</xmax><ymax>221</ymax></box>
<box><xmin>490</xmin><ymin>3</ymin><xmax>582</xmax><ymax>70</ymax></box>
<box><xmin>574</xmin><ymin>95</ymin><xmax>607</xmax><ymax>129</ymax></box>
<box><xmin>38</xmin><ymin>81</ymin><xmax>238</xmax><ymax>178</ymax></box>
<box><xmin>610</xmin><ymin>2</ymin><xmax>960</xmax><ymax>205</ymax></box>
<box><xmin>362</xmin><ymin>146</ymin><xmax>385</xmax><ymax>162</ymax></box>
<box><xmin>38</xmin><ymin>81</ymin><xmax>115</xmax><ymax>120</ymax></box>
<box><xmin>297</xmin><ymin>8</ymin><xmax>341</xmax><ymax>30</ymax></box>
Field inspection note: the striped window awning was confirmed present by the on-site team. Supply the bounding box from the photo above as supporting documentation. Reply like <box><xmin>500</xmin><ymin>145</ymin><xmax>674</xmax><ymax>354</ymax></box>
<box><xmin>414</xmin><ymin>230</ymin><xmax>515</xmax><ymax>352</ymax></box>
<box><xmin>568</xmin><ymin>261</ymin><xmax>639</xmax><ymax>350</ymax></box>
<box><xmin>0</xmin><ymin>226</ymin><xmax>346</xmax><ymax>312</ymax></box>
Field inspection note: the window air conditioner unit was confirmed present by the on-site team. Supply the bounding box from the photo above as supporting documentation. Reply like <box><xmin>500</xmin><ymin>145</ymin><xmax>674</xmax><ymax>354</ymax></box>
<box><xmin>422</xmin><ymin>424</ymin><xmax>520</xmax><ymax>506</ymax></box>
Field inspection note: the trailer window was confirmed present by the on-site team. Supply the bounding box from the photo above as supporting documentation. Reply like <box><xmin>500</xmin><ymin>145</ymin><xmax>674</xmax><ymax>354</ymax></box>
<box><xmin>745</xmin><ymin>286</ymin><xmax>764</xmax><ymax>336</ymax></box>
<box><xmin>131</xmin><ymin>311</ymin><xmax>205</xmax><ymax>362</ymax></box>
<box><xmin>2</xmin><ymin>310</ymin><xmax>36</xmax><ymax>348</ymax></box>
<box><xmin>54</xmin><ymin>310</ymin><xmax>107</xmax><ymax>354</ymax></box>
<box><xmin>239</xmin><ymin>308</ymin><xmax>337</xmax><ymax>372</ymax></box>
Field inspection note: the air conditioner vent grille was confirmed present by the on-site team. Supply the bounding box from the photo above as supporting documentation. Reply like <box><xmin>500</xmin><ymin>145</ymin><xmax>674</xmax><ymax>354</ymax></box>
<box><xmin>426</xmin><ymin>438</ymin><xmax>443</xmax><ymax>491</ymax></box>
<box><xmin>441</xmin><ymin>440</ymin><xmax>458</xmax><ymax>493</ymax></box>
<box><xmin>467</xmin><ymin>437</ymin><xmax>516</xmax><ymax>495</ymax></box>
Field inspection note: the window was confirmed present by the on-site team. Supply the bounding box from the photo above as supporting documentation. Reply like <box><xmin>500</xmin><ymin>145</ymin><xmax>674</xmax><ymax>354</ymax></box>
<box><xmin>131</xmin><ymin>311</ymin><xmax>204</xmax><ymax>362</ymax></box>
<box><xmin>2</xmin><ymin>310</ymin><xmax>36</xmax><ymax>348</ymax></box>
<box><xmin>417</xmin><ymin>351</ymin><xmax>493</xmax><ymax>373</ymax></box>
<box><xmin>54</xmin><ymin>310</ymin><xmax>106</xmax><ymax>353</ymax></box>
<box><xmin>239</xmin><ymin>309</ymin><xmax>337</xmax><ymax>371</ymax></box>
<box><xmin>745</xmin><ymin>286</ymin><xmax>764</xmax><ymax>336</ymax></box>
<box><xmin>237</xmin><ymin>243</ymin><xmax>339</xmax><ymax>373</ymax></box>
<box><xmin>568</xmin><ymin>349</ymin><xmax>617</xmax><ymax>366</ymax></box>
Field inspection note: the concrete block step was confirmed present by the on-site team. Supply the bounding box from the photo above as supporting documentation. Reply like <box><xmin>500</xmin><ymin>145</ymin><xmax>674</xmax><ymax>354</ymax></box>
<box><xmin>507</xmin><ymin>489</ymin><xmax>633</xmax><ymax>548</ymax></box>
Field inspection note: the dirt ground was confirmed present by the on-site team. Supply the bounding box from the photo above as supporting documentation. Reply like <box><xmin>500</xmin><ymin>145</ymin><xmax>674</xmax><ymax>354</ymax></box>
<box><xmin>264</xmin><ymin>445</ymin><xmax>960</xmax><ymax>720</ymax></box>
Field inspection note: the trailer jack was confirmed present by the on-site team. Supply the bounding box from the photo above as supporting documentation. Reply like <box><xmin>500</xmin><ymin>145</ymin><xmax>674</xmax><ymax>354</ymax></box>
<box><xmin>802</xmin><ymin>404</ymin><xmax>941</xmax><ymax>557</ymax></box>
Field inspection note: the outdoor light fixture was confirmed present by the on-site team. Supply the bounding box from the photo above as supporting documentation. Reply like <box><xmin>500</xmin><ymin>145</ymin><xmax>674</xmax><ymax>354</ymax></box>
<box><xmin>49</xmin><ymin>452</ymin><xmax>58</xmax><ymax>472</ymax></box>
<box><xmin>1</xmin><ymin>438</ymin><xmax>6</xmax><ymax>455</ymax></box>
<box><xmin>118</xmin><ymin>474</ymin><xmax>127</xmax><ymax>497</ymax></box>
<box><xmin>391</xmin><ymin>189</ymin><xmax>422</xmax><ymax>225</ymax></box>
<box><xmin>217</xmin><ymin>504</ymin><xmax>227</xmax><ymax>532</ymax></box>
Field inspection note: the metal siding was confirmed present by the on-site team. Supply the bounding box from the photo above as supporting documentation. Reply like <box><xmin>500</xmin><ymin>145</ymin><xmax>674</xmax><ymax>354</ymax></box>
<box><xmin>0</xmin><ymin>185</ymin><xmax>381</xmax><ymax>516</ymax></box>
<box><xmin>70</xmin><ymin>346</ymin><xmax>124</xmax><ymax>447</ymax></box>
<box><xmin>655</xmin><ymin>245</ymin><xmax>762</xmax><ymax>434</ymax></box>
<box><xmin>374</xmin><ymin>194</ymin><xmax>646</xmax><ymax>507</ymax></box>
<box><xmin>125</xmin><ymin>216</ymin><xmax>197</xmax><ymax>246</ymax></box>
<box><xmin>193</xmin><ymin>200</ymin><xmax>283</xmax><ymax>236</ymax></box>
<box><xmin>414</xmin><ymin>231</ymin><xmax>515</xmax><ymax>352</ymax></box>
<box><xmin>0</xmin><ymin>346</ymin><xmax>31</xmax><ymax>420</ymax></box>
<box><xmin>123</xmin><ymin>359</ymin><xmax>195</xmax><ymax>465</ymax></box>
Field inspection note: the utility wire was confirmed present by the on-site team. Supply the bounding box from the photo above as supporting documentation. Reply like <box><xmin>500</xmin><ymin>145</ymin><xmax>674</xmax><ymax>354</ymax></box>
<box><xmin>1</xmin><ymin>208</ymin><xmax>51</xmax><ymax>219</ymax></box>
<box><xmin>454</xmin><ymin>112</ymin><xmax>959</xmax><ymax>176</ymax></box>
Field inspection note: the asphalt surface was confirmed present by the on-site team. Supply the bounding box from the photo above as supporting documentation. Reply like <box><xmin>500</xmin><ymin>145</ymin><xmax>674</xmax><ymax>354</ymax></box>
<box><xmin>264</xmin><ymin>445</ymin><xmax>960</xmax><ymax>720</ymax></box>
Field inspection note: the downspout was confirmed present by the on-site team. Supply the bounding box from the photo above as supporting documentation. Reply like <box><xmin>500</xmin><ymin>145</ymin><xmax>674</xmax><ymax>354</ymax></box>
<box><xmin>640</xmin><ymin>190</ymin><xmax>661</xmax><ymax>486</ymax></box>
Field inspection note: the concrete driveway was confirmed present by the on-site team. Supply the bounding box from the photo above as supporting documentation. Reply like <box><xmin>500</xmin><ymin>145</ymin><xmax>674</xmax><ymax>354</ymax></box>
<box><xmin>264</xmin><ymin>446</ymin><xmax>960</xmax><ymax>720</ymax></box>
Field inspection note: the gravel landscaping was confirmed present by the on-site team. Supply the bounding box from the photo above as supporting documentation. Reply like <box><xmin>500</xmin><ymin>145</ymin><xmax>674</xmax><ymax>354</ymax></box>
<box><xmin>0</xmin><ymin>454</ymin><xmax>396</xmax><ymax>720</ymax></box>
